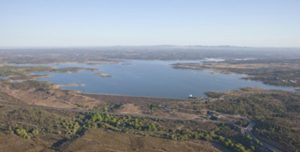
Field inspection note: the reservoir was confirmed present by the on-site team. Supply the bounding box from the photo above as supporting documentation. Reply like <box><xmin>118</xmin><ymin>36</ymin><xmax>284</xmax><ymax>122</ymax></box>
<box><xmin>38</xmin><ymin>60</ymin><xmax>292</xmax><ymax>99</ymax></box>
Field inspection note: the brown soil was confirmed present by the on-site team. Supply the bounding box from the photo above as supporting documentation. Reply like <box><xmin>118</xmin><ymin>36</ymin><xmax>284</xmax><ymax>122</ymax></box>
<box><xmin>85</xmin><ymin>94</ymin><xmax>181</xmax><ymax>104</ymax></box>
<box><xmin>116</xmin><ymin>103</ymin><xmax>142</xmax><ymax>115</ymax></box>
<box><xmin>62</xmin><ymin>129</ymin><xmax>220</xmax><ymax>152</ymax></box>
<box><xmin>0</xmin><ymin>82</ymin><xmax>104</xmax><ymax>110</ymax></box>
<box><xmin>0</xmin><ymin>133</ymin><xmax>54</xmax><ymax>152</ymax></box>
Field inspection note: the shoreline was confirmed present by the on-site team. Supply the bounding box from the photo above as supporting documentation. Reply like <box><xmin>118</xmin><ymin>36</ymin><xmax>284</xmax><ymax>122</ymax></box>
<box><xmin>82</xmin><ymin>92</ymin><xmax>184</xmax><ymax>104</ymax></box>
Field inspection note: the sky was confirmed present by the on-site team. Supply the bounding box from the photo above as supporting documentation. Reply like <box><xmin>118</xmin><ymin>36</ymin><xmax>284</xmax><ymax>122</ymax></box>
<box><xmin>0</xmin><ymin>0</ymin><xmax>300</xmax><ymax>48</ymax></box>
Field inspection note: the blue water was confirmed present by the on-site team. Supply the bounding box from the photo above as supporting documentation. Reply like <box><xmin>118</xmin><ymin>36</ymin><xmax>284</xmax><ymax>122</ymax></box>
<box><xmin>38</xmin><ymin>60</ymin><xmax>292</xmax><ymax>99</ymax></box>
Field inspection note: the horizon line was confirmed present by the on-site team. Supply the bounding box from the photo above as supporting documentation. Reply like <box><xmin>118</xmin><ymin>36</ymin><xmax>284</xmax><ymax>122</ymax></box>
<box><xmin>1</xmin><ymin>45</ymin><xmax>300</xmax><ymax>50</ymax></box>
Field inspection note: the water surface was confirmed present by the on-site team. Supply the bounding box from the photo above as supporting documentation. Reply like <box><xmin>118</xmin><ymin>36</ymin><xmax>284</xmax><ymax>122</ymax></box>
<box><xmin>38</xmin><ymin>60</ymin><xmax>291</xmax><ymax>99</ymax></box>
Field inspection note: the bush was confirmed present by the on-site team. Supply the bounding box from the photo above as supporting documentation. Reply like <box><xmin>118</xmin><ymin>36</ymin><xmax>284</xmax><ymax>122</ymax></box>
<box><xmin>31</xmin><ymin>129</ymin><xmax>39</xmax><ymax>136</ymax></box>
<box><xmin>61</xmin><ymin>120</ymin><xmax>80</xmax><ymax>134</ymax></box>
<box><xmin>15</xmin><ymin>128</ymin><xmax>30</xmax><ymax>139</ymax></box>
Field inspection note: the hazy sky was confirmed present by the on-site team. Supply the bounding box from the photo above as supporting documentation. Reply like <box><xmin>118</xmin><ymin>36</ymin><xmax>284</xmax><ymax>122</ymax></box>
<box><xmin>0</xmin><ymin>0</ymin><xmax>300</xmax><ymax>47</ymax></box>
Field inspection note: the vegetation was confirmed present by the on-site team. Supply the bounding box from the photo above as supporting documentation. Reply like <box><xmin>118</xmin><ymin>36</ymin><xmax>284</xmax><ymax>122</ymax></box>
<box><xmin>2</xmin><ymin>82</ymin><xmax>295</xmax><ymax>152</ymax></box>
<box><xmin>0</xmin><ymin>66</ymin><xmax>53</xmax><ymax>77</ymax></box>
<box><xmin>173</xmin><ymin>59</ymin><xmax>300</xmax><ymax>87</ymax></box>
<box><xmin>61</xmin><ymin>119</ymin><xmax>81</xmax><ymax>135</ymax></box>
<box><xmin>0</xmin><ymin>65</ymin><xmax>95</xmax><ymax>80</ymax></box>
<box><xmin>75</xmin><ymin>112</ymin><xmax>251</xmax><ymax>152</ymax></box>
<box><xmin>15</xmin><ymin>127</ymin><xmax>30</xmax><ymax>139</ymax></box>
<box><xmin>1</xmin><ymin>62</ymin><xmax>300</xmax><ymax>152</ymax></box>
<box><xmin>208</xmin><ymin>88</ymin><xmax>300</xmax><ymax>151</ymax></box>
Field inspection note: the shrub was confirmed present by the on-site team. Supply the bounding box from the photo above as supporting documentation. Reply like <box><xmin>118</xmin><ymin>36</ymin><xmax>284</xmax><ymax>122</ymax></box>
<box><xmin>15</xmin><ymin>128</ymin><xmax>30</xmax><ymax>139</ymax></box>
